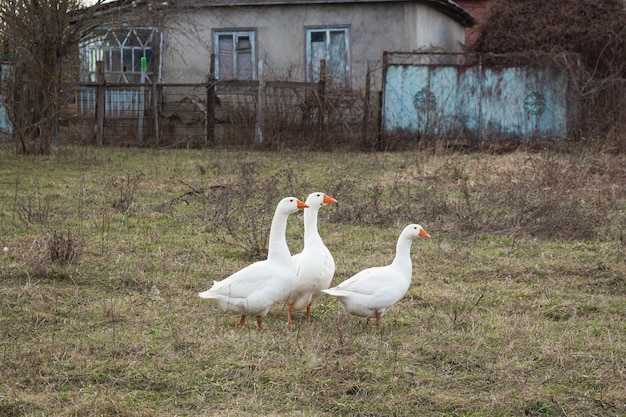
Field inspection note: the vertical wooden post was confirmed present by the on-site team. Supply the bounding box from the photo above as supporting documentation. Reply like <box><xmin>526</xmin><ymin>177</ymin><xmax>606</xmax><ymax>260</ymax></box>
<box><xmin>206</xmin><ymin>54</ymin><xmax>216</xmax><ymax>145</ymax></box>
<box><xmin>362</xmin><ymin>62</ymin><xmax>371</xmax><ymax>149</ymax></box>
<box><xmin>152</xmin><ymin>80</ymin><xmax>160</xmax><ymax>146</ymax></box>
<box><xmin>377</xmin><ymin>52</ymin><xmax>389</xmax><ymax>151</ymax></box>
<box><xmin>138</xmin><ymin>56</ymin><xmax>147</xmax><ymax>144</ymax></box>
<box><xmin>94</xmin><ymin>61</ymin><xmax>105</xmax><ymax>147</ymax></box>
<box><xmin>317</xmin><ymin>59</ymin><xmax>327</xmax><ymax>140</ymax></box>
<box><xmin>477</xmin><ymin>54</ymin><xmax>483</xmax><ymax>142</ymax></box>
<box><xmin>255</xmin><ymin>60</ymin><xmax>265</xmax><ymax>146</ymax></box>
<box><xmin>17</xmin><ymin>72</ymin><xmax>28</xmax><ymax>152</ymax></box>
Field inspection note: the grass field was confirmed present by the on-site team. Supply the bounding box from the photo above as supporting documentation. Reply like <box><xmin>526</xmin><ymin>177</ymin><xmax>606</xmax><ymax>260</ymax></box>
<box><xmin>1</xmin><ymin>144</ymin><xmax>625</xmax><ymax>416</ymax></box>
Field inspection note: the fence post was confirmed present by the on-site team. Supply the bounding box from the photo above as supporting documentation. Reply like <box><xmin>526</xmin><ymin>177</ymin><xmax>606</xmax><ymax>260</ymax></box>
<box><xmin>206</xmin><ymin>54</ymin><xmax>216</xmax><ymax>145</ymax></box>
<box><xmin>362</xmin><ymin>62</ymin><xmax>371</xmax><ymax>149</ymax></box>
<box><xmin>138</xmin><ymin>56</ymin><xmax>147</xmax><ymax>144</ymax></box>
<box><xmin>94</xmin><ymin>61</ymin><xmax>105</xmax><ymax>147</ymax></box>
<box><xmin>377</xmin><ymin>52</ymin><xmax>389</xmax><ymax>150</ymax></box>
<box><xmin>152</xmin><ymin>80</ymin><xmax>160</xmax><ymax>146</ymax></box>
<box><xmin>317</xmin><ymin>59</ymin><xmax>327</xmax><ymax>141</ymax></box>
<box><xmin>17</xmin><ymin>72</ymin><xmax>27</xmax><ymax>152</ymax></box>
<box><xmin>255</xmin><ymin>60</ymin><xmax>265</xmax><ymax>146</ymax></box>
<box><xmin>478</xmin><ymin>54</ymin><xmax>483</xmax><ymax>142</ymax></box>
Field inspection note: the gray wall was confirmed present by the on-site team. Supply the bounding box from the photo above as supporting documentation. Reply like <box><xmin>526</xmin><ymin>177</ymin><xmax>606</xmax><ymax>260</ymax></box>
<box><xmin>161</xmin><ymin>2</ymin><xmax>465</xmax><ymax>89</ymax></box>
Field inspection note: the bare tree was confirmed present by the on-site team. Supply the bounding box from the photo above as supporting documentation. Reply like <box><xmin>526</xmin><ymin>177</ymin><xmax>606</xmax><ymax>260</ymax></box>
<box><xmin>0</xmin><ymin>0</ymin><xmax>105</xmax><ymax>154</ymax></box>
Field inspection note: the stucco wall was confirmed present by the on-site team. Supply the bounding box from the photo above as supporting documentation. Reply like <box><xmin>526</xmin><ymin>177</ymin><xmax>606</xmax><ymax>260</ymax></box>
<box><xmin>411</xmin><ymin>5</ymin><xmax>465</xmax><ymax>52</ymax></box>
<box><xmin>161</xmin><ymin>2</ymin><xmax>466</xmax><ymax>89</ymax></box>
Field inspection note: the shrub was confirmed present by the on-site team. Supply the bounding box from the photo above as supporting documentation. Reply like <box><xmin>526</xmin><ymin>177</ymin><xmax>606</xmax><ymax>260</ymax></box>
<box><xmin>47</xmin><ymin>230</ymin><xmax>81</xmax><ymax>266</ymax></box>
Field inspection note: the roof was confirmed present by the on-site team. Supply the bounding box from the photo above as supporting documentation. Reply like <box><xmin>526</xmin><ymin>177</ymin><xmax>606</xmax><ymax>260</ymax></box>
<box><xmin>424</xmin><ymin>0</ymin><xmax>476</xmax><ymax>27</ymax></box>
<box><xmin>91</xmin><ymin>0</ymin><xmax>475</xmax><ymax>27</ymax></box>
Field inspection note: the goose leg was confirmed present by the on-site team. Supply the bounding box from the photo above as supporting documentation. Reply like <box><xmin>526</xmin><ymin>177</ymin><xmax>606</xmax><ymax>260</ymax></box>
<box><xmin>366</xmin><ymin>312</ymin><xmax>382</xmax><ymax>327</ymax></box>
<box><xmin>256</xmin><ymin>315</ymin><xmax>263</xmax><ymax>330</ymax></box>
<box><xmin>375</xmin><ymin>311</ymin><xmax>382</xmax><ymax>327</ymax></box>
<box><xmin>305</xmin><ymin>304</ymin><xmax>311</xmax><ymax>323</ymax></box>
<box><xmin>287</xmin><ymin>304</ymin><xmax>293</xmax><ymax>325</ymax></box>
<box><xmin>236</xmin><ymin>315</ymin><xmax>246</xmax><ymax>328</ymax></box>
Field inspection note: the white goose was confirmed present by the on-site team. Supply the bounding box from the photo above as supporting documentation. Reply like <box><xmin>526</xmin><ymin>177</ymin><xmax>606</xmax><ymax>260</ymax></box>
<box><xmin>322</xmin><ymin>224</ymin><xmax>430</xmax><ymax>326</ymax></box>
<box><xmin>287</xmin><ymin>192</ymin><xmax>337</xmax><ymax>324</ymax></box>
<box><xmin>198</xmin><ymin>197</ymin><xmax>308</xmax><ymax>329</ymax></box>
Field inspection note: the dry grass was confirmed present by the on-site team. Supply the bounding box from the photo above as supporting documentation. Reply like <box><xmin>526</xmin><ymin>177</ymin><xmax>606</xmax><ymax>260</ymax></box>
<box><xmin>0</xmin><ymin>144</ymin><xmax>625</xmax><ymax>416</ymax></box>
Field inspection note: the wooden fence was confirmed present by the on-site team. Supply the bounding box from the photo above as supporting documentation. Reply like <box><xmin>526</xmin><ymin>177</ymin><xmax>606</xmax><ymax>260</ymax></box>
<box><xmin>66</xmin><ymin>59</ymin><xmax>378</xmax><ymax>149</ymax></box>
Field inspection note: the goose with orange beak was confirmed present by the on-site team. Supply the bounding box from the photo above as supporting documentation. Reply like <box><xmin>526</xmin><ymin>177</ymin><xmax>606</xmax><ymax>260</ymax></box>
<box><xmin>287</xmin><ymin>192</ymin><xmax>337</xmax><ymax>324</ymax></box>
<box><xmin>199</xmin><ymin>197</ymin><xmax>308</xmax><ymax>330</ymax></box>
<box><xmin>322</xmin><ymin>224</ymin><xmax>430</xmax><ymax>326</ymax></box>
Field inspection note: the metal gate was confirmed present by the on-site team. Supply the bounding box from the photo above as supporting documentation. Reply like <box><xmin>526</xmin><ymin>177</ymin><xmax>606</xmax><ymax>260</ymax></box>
<box><xmin>0</xmin><ymin>61</ymin><xmax>13</xmax><ymax>138</ymax></box>
<box><xmin>381</xmin><ymin>52</ymin><xmax>577</xmax><ymax>141</ymax></box>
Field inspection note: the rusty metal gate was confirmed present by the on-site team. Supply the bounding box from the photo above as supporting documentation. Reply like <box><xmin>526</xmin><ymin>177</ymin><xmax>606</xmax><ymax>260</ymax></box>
<box><xmin>0</xmin><ymin>61</ymin><xmax>12</xmax><ymax>139</ymax></box>
<box><xmin>381</xmin><ymin>52</ymin><xmax>578</xmax><ymax>141</ymax></box>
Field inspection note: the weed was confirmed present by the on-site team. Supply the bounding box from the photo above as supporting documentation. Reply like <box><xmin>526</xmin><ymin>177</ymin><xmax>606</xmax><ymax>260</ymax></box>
<box><xmin>14</xmin><ymin>179</ymin><xmax>55</xmax><ymax>226</ymax></box>
<box><xmin>172</xmin><ymin>162</ymin><xmax>309</xmax><ymax>258</ymax></box>
<box><xmin>111</xmin><ymin>171</ymin><xmax>144</xmax><ymax>213</ymax></box>
<box><xmin>47</xmin><ymin>229</ymin><xmax>81</xmax><ymax>266</ymax></box>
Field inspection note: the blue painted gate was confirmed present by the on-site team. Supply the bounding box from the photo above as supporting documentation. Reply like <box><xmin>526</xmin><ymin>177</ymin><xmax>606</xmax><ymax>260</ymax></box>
<box><xmin>382</xmin><ymin>52</ymin><xmax>577</xmax><ymax>140</ymax></box>
<box><xmin>0</xmin><ymin>62</ymin><xmax>12</xmax><ymax>138</ymax></box>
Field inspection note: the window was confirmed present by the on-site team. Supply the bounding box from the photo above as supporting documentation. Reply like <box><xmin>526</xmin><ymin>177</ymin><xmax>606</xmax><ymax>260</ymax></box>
<box><xmin>306</xmin><ymin>27</ymin><xmax>350</xmax><ymax>88</ymax></box>
<box><xmin>81</xmin><ymin>28</ymin><xmax>158</xmax><ymax>83</ymax></box>
<box><xmin>214</xmin><ymin>31</ymin><xmax>256</xmax><ymax>80</ymax></box>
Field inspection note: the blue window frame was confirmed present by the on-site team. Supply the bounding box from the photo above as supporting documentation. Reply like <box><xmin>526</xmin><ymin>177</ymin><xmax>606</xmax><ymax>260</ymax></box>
<box><xmin>214</xmin><ymin>30</ymin><xmax>256</xmax><ymax>80</ymax></box>
<box><xmin>306</xmin><ymin>27</ymin><xmax>350</xmax><ymax>88</ymax></box>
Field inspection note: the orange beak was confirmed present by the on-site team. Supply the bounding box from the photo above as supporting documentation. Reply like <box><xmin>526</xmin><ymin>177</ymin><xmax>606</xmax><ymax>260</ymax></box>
<box><xmin>297</xmin><ymin>200</ymin><xmax>309</xmax><ymax>209</ymax></box>
<box><xmin>419</xmin><ymin>228</ymin><xmax>431</xmax><ymax>238</ymax></box>
<box><xmin>323</xmin><ymin>195</ymin><xmax>337</xmax><ymax>205</ymax></box>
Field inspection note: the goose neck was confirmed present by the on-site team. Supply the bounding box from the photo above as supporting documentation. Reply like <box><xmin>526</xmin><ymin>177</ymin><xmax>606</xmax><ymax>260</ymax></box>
<box><xmin>267</xmin><ymin>210</ymin><xmax>291</xmax><ymax>259</ymax></box>
<box><xmin>392</xmin><ymin>236</ymin><xmax>414</xmax><ymax>266</ymax></box>
<box><xmin>303</xmin><ymin>207</ymin><xmax>321</xmax><ymax>243</ymax></box>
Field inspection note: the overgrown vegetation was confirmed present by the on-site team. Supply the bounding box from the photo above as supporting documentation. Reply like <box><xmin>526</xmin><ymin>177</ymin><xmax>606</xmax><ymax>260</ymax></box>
<box><xmin>470</xmin><ymin>0</ymin><xmax>626</xmax><ymax>152</ymax></box>
<box><xmin>0</xmin><ymin>0</ymin><xmax>104</xmax><ymax>154</ymax></box>
<box><xmin>0</xmin><ymin>144</ymin><xmax>625</xmax><ymax>416</ymax></box>
<box><xmin>47</xmin><ymin>230</ymin><xmax>81</xmax><ymax>266</ymax></box>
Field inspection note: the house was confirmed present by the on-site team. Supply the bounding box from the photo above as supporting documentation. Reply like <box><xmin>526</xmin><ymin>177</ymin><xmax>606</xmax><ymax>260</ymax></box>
<box><xmin>73</xmin><ymin>0</ymin><xmax>476</xmax><ymax>146</ymax></box>
<box><xmin>82</xmin><ymin>0</ymin><xmax>475</xmax><ymax>90</ymax></box>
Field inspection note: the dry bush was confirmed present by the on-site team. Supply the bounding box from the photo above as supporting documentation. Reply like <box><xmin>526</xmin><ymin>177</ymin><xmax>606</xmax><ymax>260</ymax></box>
<box><xmin>461</xmin><ymin>164</ymin><xmax>609</xmax><ymax>239</ymax></box>
<box><xmin>47</xmin><ymin>229</ymin><xmax>81</xmax><ymax>266</ymax></box>
<box><xmin>328</xmin><ymin>151</ymin><xmax>623</xmax><ymax>241</ymax></box>
<box><xmin>206</xmin><ymin>168</ymin><xmax>307</xmax><ymax>257</ymax></box>
<box><xmin>164</xmin><ymin>149</ymin><xmax>622</xmax><ymax>254</ymax></box>
<box><xmin>437</xmin><ymin>153</ymin><xmax>623</xmax><ymax>240</ymax></box>
<box><xmin>14</xmin><ymin>193</ymin><xmax>55</xmax><ymax>227</ymax></box>
<box><xmin>109</xmin><ymin>171</ymin><xmax>143</xmax><ymax>212</ymax></box>
<box><xmin>327</xmin><ymin>177</ymin><xmax>430</xmax><ymax>227</ymax></box>
<box><xmin>470</xmin><ymin>0</ymin><xmax>626</xmax><ymax>151</ymax></box>
<box><xmin>12</xmin><ymin>177</ymin><xmax>60</xmax><ymax>226</ymax></box>
<box><xmin>173</xmin><ymin>162</ymin><xmax>310</xmax><ymax>258</ymax></box>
